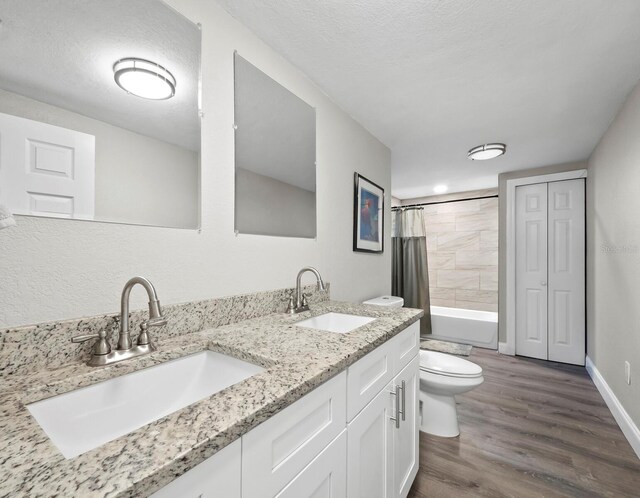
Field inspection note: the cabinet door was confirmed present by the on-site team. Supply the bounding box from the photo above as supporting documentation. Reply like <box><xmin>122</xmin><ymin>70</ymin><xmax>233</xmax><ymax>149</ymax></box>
<box><xmin>392</xmin><ymin>355</ymin><xmax>419</xmax><ymax>498</ymax></box>
<box><xmin>276</xmin><ymin>430</ymin><xmax>347</xmax><ymax>498</ymax></box>
<box><xmin>347</xmin><ymin>382</ymin><xmax>394</xmax><ymax>498</ymax></box>
<box><xmin>150</xmin><ymin>438</ymin><xmax>240</xmax><ymax>498</ymax></box>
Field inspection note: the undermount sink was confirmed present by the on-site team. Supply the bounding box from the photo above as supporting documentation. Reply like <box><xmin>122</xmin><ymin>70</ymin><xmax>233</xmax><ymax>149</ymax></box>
<box><xmin>27</xmin><ymin>351</ymin><xmax>264</xmax><ymax>459</ymax></box>
<box><xmin>295</xmin><ymin>312</ymin><xmax>376</xmax><ymax>334</ymax></box>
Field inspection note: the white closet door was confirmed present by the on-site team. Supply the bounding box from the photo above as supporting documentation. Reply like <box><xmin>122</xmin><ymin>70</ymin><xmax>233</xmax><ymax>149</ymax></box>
<box><xmin>547</xmin><ymin>179</ymin><xmax>585</xmax><ymax>365</ymax></box>
<box><xmin>515</xmin><ymin>183</ymin><xmax>548</xmax><ymax>360</ymax></box>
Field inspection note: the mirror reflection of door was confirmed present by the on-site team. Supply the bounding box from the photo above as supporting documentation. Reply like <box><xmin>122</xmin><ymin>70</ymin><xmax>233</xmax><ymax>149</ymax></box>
<box><xmin>0</xmin><ymin>113</ymin><xmax>95</xmax><ymax>219</ymax></box>
<box><xmin>234</xmin><ymin>53</ymin><xmax>317</xmax><ymax>238</ymax></box>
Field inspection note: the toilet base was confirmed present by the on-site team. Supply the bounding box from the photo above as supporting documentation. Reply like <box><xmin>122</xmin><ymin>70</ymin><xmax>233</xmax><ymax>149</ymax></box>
<box><xmin>419</xmin><ymin>391</ymin><xmax>460</xmax><ymax>437</ymax></box>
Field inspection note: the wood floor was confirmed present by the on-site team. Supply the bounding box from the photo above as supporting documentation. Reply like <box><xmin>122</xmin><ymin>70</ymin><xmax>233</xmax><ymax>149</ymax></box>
<box><xmin>408</xmin><ymin>348</ymin><xmax>640</xmax><ymax>498</ymax></box>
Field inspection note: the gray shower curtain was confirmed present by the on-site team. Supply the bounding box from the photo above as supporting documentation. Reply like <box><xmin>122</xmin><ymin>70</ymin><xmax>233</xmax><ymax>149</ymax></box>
<box><xmin>391</xmin><ymin>207</ymin><xmax>432</xmax><ymax>336</ymax></box>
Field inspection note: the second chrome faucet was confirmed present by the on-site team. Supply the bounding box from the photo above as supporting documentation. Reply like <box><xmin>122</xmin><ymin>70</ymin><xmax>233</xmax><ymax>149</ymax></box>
<box><xmin>287</xmin><ymin>266</ymin><xmax>326</xmax><ymax>314</ymax></box>
<box><xmin>72</xmin><ymin>276</ymin><xmax>166</xmax><ymax>367</ymax></box>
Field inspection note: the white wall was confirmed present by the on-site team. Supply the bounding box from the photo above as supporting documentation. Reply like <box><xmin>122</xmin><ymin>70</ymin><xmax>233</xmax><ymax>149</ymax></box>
<box><xmin>587</xmin><ymin>81</ymin><xmax>640</xmax><ymax>425</ymax></box>
<box><xmin>0</xmin><ymin>0</ymin><xmax>391</xmax><ymax>328</ymax></box>
<box><xmin>0</xmin><ymin>89</ymin><xmax>199</xmax><ymax>228</ymax></box>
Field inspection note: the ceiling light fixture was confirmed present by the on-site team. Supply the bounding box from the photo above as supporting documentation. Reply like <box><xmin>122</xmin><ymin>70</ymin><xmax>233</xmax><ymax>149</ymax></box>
<box><xmin>433</xmin><ymin>185</ymin><xmax>448</xmax><ymax>194</ymax></box>
<box><xmin>113</xmin><ymin>58</ymin><xmax>176</xmax><ymax>100</ymax></box>
<box><xmin>468</xmin><ymin>143</ymin><xmax>506</xmax><ymax>161</ymax></box>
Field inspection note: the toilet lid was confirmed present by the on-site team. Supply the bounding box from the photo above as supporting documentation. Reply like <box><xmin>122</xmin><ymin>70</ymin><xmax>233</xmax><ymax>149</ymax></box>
<box><xmin>419</xmin><ymin>350</ymin><xmax>483</xmax><ymax>378</ymax></box>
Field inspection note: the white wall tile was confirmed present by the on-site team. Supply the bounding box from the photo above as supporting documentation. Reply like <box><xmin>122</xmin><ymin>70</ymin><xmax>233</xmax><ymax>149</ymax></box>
<box><xmin>428</xmin><ymin>252</ymin><xmax>456</xmax><ymax>270</ymax></box>
<box><xmin>424</xmin><ymin>195</ymin><xmax>499</xmax><ymax>312</ymax></box>
<box><xmin>437</xmin><ymin>199</ymin><xmax>480</xmax><ymax>214</ymax></box>
<box><xmin>437</xmin><ymin>231</ymin><xmax>480</xmax><ymax>251</ymax></box>
<box><xmin>437</xmin><ymin>270</ymin><xmax>479</xmax><ymax>290</ymax></box>
<box><xmin>480</xmin><ymin>270</ymin><xmax>499</xmax><ymax>291</ymax></box>
<box><xmin>455</xmin><ymin>250</ymin><xmax>498</xmax><ymax>270</ymax></box>
<box><xmin>455</xmin><ymin>211</ymin><xmax>499</xmax><ymax>231</ymax></box>
<box><xmin>480</xmin><ymin>230</ymin><xmax>499</xmax><ymax>250</ymax></box>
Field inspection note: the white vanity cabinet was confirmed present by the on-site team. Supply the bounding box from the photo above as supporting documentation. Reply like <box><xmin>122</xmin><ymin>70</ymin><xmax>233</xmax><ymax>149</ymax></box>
<box><xmin>346</xmin><ymin>322</ymin><xmax>420</xmax><ymax>498</ymax></box>
<box><xmin>151</xmin><ymin>321</ymin><xmax>420</xmax><ymax>498</ymax></box>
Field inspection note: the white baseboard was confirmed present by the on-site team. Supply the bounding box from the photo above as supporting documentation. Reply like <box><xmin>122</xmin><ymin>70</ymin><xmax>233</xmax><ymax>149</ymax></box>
<box><xmin>585</xmin><ymin>356</ymin><xmax>640</xmax><ymax>459</ymax></box>
<box><xmin>498</xmin><ymin>342</ymin><xmax>515</xmax><ymax>355</ymax></box>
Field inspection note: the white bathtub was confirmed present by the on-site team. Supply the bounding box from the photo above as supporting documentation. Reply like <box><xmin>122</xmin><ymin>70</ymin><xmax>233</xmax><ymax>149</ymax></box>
<box><xmin>429</xmin><ymin>306</ymin><xmax>498</xmax><ymax>349</ymax></box>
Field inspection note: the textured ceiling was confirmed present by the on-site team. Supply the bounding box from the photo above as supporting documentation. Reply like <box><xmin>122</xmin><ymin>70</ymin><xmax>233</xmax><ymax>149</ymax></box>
<box><xmin>0</xmin><ymin>0</ymin><xmax>200</xmax><ymax>151</ymax></box>
<box><xmin>213</xmin><ymin>0</ymin><xmax>640</xmax><ymax>198</ymax></box>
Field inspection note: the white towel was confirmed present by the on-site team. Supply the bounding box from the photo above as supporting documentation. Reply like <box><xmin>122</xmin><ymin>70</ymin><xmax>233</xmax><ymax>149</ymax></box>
<box><xmin>0</xmin><ymin>204</ymin><xmax>16</xmax><ymax>230</ymax></box>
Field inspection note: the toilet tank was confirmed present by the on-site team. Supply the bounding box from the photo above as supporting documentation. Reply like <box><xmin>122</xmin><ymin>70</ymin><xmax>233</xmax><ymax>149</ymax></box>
<box><xmin>362</xmin><ymin>295</ymin><xmax>404</xmax><ymax>308</ymax></box>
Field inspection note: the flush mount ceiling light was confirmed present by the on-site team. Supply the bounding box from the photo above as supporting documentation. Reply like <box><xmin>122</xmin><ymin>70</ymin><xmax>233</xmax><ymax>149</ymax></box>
<box><xmin>113</xmin><ymin>58</ymin><xmax>176</xmax><ymax>100</ymax></box>
<box><xmin>468</xmin><ymin>143</ymin><xmax>506</xmax><ymax>161</ymax></box>
<box><xmin>433</xmin><ymin>185</ymin><xmax>448</xmax><ymax>194</ymax></box>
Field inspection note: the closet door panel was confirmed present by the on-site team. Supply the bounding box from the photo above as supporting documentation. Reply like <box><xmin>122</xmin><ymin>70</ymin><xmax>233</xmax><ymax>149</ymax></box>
<box><xmin>515</xmin><ymin>183</ymin><xmax>548</xmax><ymax>360</ymax></box>
<box><xmin>548</xmin><ymin>179</ymin><xmax>585</xmax><ymax>365</ymax></box>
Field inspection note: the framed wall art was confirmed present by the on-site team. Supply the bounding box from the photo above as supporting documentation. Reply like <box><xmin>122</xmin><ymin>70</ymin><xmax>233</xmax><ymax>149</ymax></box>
<box><xmin>353</xmin><ymin>172</ymin><xmax>384</xmax><ymax>253</ymax></box>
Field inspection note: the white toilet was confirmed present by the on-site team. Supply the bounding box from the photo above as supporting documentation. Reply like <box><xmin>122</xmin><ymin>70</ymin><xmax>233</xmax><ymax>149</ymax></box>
<box><xmin>418</xmin><ymin>350</ymin><xmax>484</xmax><ymax>437</ymax></box>
<box><xmin>362</xmin><ymin>296</ymin><xmax>482</xmax><ymax>437</ymax></box>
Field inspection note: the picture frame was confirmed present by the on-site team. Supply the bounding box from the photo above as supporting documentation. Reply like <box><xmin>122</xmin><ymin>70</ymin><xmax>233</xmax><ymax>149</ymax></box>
<box><xmin>353</xmin><ymin>172</ymin><xmax>384</xmax><ymax>253</ymax></box>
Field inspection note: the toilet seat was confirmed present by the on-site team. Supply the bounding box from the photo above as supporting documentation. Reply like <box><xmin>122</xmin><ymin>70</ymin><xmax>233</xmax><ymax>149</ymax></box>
<box><xmin>419</xmin><ymin>350</ymin><xmax>483</xmax><ymax>379</ymax></box>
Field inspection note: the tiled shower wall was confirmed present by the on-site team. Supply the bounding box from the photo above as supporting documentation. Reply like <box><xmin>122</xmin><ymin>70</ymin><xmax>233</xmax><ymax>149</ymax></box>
<box><xmin>420</xmin><ymin>193</ymin><xmax>499</xmax><ymax>312</ymax></box>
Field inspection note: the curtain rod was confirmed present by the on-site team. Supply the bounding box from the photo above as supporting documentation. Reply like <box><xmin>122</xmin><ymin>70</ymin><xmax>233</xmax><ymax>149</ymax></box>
<box><xmin>391</xmin><ymin>194</ymin><xmax>498</xmax><ymax>210</ymax></box>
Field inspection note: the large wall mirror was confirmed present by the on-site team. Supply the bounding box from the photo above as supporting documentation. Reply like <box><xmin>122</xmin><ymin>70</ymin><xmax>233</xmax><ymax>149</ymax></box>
<box><xmin>234</xmin><ymin>53</ymin><xmax>316</xmax><ymax>238</ymax></box>
<box><xmin>0</xmin><ymin>0</ymin><xmax>201</xmax><ymax>229</ymax></box>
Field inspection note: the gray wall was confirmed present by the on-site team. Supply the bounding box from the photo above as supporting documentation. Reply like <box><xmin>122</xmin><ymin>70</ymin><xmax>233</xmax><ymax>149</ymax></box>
<box><xmin>587</xmin><ymin>81</ymin><xmax>640</xmax><ymax>425</ymax></box>
<box><xmin>497</xmin><ymin>160</ymin><xmax>587</xmax><ymax>343</ymax></box>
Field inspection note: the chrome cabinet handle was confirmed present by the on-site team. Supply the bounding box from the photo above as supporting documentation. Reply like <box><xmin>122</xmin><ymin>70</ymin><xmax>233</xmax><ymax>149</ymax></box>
<box><xmin>389</xmin><ymin>385</ymin><xmax>401</xmax><ymax>429</ymax></box>
<box><xmin>400</xmin><ymin>380</ymin><xmax>406</xmax><ymax>421</ymax></box>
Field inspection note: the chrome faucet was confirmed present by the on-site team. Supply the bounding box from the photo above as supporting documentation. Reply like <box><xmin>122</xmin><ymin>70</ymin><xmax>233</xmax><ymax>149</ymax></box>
<box><xmin>117</xmin><ymin>276</ymin><xmax>167</xmax><ymax>350</ymax></box>
<box><xmin>72</xmin><ymin>276</ymin><xmax>167</xmax><ymax>367</ymax></box>
<box><xmin>291</xmin><ymin>266</ymin><xmax>326</xmax><ymax>313</ymax></box>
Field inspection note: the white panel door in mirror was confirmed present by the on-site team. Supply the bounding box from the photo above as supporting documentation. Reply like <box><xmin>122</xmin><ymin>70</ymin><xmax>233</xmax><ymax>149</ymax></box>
<box><xmin>0</xmin><ymin>112</ymin><xmax>95</xmax><ymax>219</ymax></box>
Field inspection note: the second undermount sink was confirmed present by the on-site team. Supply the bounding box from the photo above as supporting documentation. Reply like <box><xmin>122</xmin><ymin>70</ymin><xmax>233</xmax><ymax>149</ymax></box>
<box><xmin>27</xmin><ymin>351</ymin><xmax>264</xmax><ymax>459</ymax></box>
<box><xmin>295</xmin><ymin>312</ymin><xmax>376</xmax><ymax>334</ymax></box>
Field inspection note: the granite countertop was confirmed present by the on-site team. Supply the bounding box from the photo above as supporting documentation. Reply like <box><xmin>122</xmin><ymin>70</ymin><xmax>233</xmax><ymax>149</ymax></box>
<box><xmin>0</xmin><ymin>301</ymin><xmax>422</xmax><ymax>498</ymax></box>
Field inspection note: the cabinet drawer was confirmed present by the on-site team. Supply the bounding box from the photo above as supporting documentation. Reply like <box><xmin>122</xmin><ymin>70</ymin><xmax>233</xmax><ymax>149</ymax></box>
<box><xmin>346</xmin><ymin>339</ymin><xmax>395</xmax><ymax>421</ymax></box>
<box><xmin>276</xmin><ymin>430</ymin><xmax>347</xmax><ymax>498</ymax></box>
<box><xmin>242</xmin><ymin>371</ymin><xmax>347</xmax><ymax>498</ymax></box>
<box><xmin>391</xmin><ymin>321</ymin><xmax>420</xmax><ymax>373</ymax></box>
